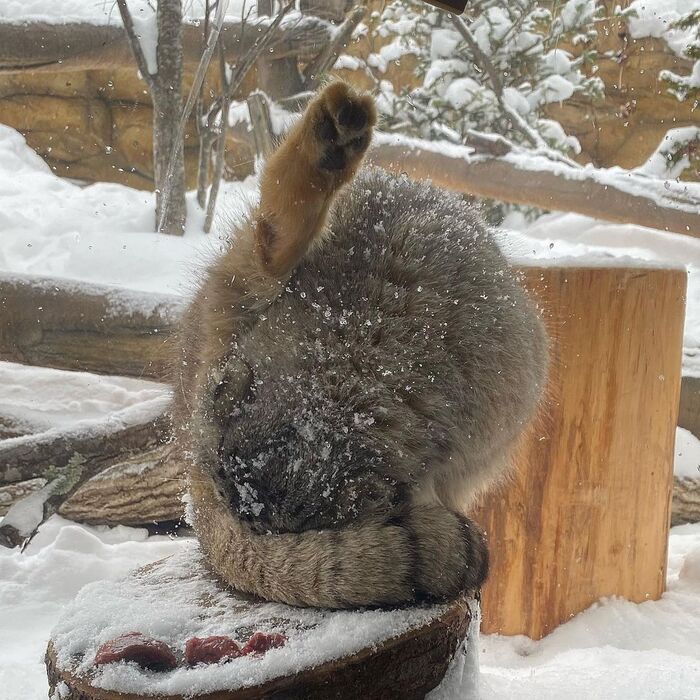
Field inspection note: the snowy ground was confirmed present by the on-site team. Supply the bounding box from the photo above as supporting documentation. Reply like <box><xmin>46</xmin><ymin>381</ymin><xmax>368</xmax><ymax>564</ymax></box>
<box><xmin>0</xmin><ymin>517</ymin><xmax>698</xmax><ymax>699</ymax></box>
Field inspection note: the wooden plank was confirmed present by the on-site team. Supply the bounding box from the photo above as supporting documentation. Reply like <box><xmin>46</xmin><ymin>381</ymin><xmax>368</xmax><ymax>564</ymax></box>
<box><xmin>473</xmin><ymin>265</ymin><xmax>686</xmax><ymax>639</ymax></box>
<box><xmin>0</xmin><ymin>274</ymin><xmax>181</xmax><ymax>379</ymax></box>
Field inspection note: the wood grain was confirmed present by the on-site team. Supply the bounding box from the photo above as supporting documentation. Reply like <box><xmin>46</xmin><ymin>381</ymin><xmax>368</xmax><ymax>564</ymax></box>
<box><xmin>0</xmin><ymin>274</ymin><xmax>181</xmax><ymax>379</ymax></box>
<box><xmin>473</xmin><ymin>266</ymin><xmax>686</xmax><ymax>639</ymax></box>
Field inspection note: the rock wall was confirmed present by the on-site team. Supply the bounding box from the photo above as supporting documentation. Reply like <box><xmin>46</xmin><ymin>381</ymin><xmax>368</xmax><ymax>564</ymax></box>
<box><xmin>0</xmin><ymin>67</ymin><xmax>256</xmax><ymax>189</ymax></box>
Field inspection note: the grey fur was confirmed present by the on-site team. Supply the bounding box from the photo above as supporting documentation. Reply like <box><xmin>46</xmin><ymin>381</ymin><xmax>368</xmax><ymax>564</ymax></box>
<box><xmin>179</xmin><ymin>168</ymin><xmax>547</xmax><ymax>607</ymax></box>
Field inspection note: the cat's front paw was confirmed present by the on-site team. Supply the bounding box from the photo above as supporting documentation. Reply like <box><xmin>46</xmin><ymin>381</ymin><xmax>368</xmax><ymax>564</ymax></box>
<box><xmin>311</xmin><ymin>82</ymin><xmax>376</xmax><ymax>173</ymax></box>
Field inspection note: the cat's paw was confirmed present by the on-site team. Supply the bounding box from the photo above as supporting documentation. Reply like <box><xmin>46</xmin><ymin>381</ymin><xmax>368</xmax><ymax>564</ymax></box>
<box><xmin>311</xmin><ymin>82</ymin><xmax>376</xmax><ymax>173</ymax></box>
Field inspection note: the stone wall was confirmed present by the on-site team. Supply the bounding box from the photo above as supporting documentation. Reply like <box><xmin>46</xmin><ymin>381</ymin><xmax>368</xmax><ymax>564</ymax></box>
<box><xmin>0</xmin><ymin>67</ymin><xmax>256</xmax><ymax>190</ymax></box>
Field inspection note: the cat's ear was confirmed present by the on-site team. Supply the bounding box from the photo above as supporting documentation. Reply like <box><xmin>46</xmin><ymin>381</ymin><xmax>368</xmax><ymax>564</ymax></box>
<box><xmin>210</xmin><ymin>357</ymin><xmax>255</xmax><ymax>427</ymax></box>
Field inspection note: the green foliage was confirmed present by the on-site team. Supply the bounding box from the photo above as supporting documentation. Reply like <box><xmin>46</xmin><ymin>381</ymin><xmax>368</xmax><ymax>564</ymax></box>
<box><xmin>658</xmin><ymin>9</ymin><xmax>699</xmax><ymax>102</ymax></box>
<box><xmin>367</xmin><ymin>0</ymin><xmax>604</xmax><ymax>152</ymax></box>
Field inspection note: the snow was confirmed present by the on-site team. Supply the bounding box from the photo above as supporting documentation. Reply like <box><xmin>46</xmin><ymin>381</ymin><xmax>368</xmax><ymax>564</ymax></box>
<box><xmin>0</xmin><ymin>123</ymin><xmax>256</xmax><ymax>297</ymax></box>
<box><xmin>0</xmin><ymin>361</ymin><xmax>168</xmax><ymax>436</ymax></box>
<box><xmin>627</xmin><ymin>0</ymin><xmax>700</xmax><ymax>58</ymax></box>
<box><xmin>0</xmin><ymin>517</ymin><xmax>183</xmax><ymax>699</ymax></box>
<box><xmin>638</xmin><ymin>126</ymin><xmax>700</xmax><ymax>178</ymax></box>
<box><xmin>1</xmin><ymin>517</ymin><xmax>699</xmax><ymax>699</ymax></box>
<box><xmin>675</xmin><ymin>426</ymin><xmax>700</xmax><ymax>479</ymax></box>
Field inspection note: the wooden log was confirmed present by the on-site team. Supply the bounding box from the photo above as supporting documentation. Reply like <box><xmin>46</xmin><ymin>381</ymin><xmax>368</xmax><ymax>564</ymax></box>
<box><xmin>0</xmin><ymin>477</ymin><xmax>45</xmax><ymax>516</ymax></box>
<box><xmin>0</xmin><ymin>273</ymin><xmax>181</xmax><ymax>379</ymax></box>
<box><xmin>0</xmin><ymin>399</ymin><xmax>171</xmax><ymax>546</ymax></box>
<box><xmin>369</xmin><ymin>140</ymin><xmax>700</xmax><ymax>237</ymax></box>
<box><xmin>59</xmin><ymin>445</ymin><xmax>185</xmax><ymax>526</ymax></box>
<box><xmin>673</xmin><ymin>476</ymin><xmax>700</xmax><ymax>526</ymax></box>
<box><xmin>678</xmin><ymin>376</ymin><xmax>700</xmax><ymax>440</ymax></box>
<box><xmin>0</xmin><ymin>402</ymin><xmax>170</xmax><ymax>485</ymax></box>
<box><xmin>473</xmin><ymin>265</ymin><xmax>686</xmax><ymax>639</ymax></box>
<box><xmin>46</xmin><ymin>546</ymin><xmax>474</xmax><ymax>699</ymax></box>
<box><xmin>0</xmin><ymin>18</ymin><xmax>332</xmax><ymax>73</ymax></box>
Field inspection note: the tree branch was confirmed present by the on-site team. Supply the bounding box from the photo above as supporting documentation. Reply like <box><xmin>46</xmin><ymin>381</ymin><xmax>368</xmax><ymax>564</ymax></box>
<box><xmin>116</xmin><ymin>0</ymin><xmax>156</xmax><ymax>93</ymax></box>
<box><xmin>303</xmin><ymin>5</ymin><xmax>366</xmax><ymax>89</ymax></box>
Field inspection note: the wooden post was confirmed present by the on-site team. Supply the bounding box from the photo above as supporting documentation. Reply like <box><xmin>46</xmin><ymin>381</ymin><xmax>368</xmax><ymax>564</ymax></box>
<box><xmin>246</xmin><ymin>92</ymin><xmax>276</xmax><ymax>159</ymax></box>
<box><xmin>473</xmin><ymin>264</ymin><xmax>686</xmax><ymax>639</ymax></box>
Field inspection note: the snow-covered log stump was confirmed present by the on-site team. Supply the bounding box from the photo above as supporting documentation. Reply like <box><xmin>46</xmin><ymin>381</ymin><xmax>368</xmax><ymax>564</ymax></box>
<box><xmin>46</xmin><ymin>541</ymin><xmax>474</xmax><ymax>699</ymax></box>
<box><xmin>474</xmin><ymin>264</ymin><xmax>687</xmax><ymax>639</ymax></box>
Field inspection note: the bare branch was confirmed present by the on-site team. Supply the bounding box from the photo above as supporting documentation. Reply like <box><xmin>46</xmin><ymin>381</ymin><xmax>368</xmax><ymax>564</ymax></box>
<box><xmin>116</xmin><ymin>0</ymin><xmax>156</xmax><ymax>92</ymax></box>
<box><xmin>225</xmin><ymin>0</ymin><xmax>296</xmax><ymax>99</ymax></box>
<box><xmin>303</xmin><ymin>5</ymin><xmax>366</xmax><ymax>89</ymax></box>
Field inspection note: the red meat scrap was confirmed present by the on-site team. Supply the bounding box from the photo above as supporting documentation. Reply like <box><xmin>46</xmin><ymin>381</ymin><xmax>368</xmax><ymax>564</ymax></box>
<box><xmin>184</xmin><ymin>636</ymin><xmax>242</xmax><ymax>665</ymax></box>
<box><xmin>94</xmin><ymin>632</ymin><xmax>177</xmax><ymax>671</ymax></box>
<box><xmin>241</xmin><ymin>632</ymin><xmax>287</xmax><ymax>655</ymax></box>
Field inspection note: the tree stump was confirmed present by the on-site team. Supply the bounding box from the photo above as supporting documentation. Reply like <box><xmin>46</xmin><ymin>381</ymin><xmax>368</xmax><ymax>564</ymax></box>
<box><xmin>46</xmin><ymin>541</ymin><xmax>475</xmax><ymax>699</ymax></box>
<box><xmin>473</xmin><ymin>264</ymin><xmax>686</xmax><ymax>639</ymax></box>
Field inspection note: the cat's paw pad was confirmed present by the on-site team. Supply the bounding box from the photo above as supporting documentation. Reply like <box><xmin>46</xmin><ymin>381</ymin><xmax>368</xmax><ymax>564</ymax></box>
<box><xmin>313</xmin><ymin>82</ymin><xmax>376</xmax><ymax>172</ymax></box>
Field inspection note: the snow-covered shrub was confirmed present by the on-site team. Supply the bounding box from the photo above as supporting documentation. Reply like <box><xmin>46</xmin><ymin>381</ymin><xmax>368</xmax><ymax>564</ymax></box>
<box><xmin>659</xmin><ymin>9</ymin><xmax>700</xmax><ymax>103</ymax></box>
<box><xmin>622</xmin><ymin>3</ymin><xmax>700</xmax><ymax>179</ymax></box>
<box><xmin>367</xmin><ymin>0</ymin><xmax>604</xmax><ymax>153</ymax></box>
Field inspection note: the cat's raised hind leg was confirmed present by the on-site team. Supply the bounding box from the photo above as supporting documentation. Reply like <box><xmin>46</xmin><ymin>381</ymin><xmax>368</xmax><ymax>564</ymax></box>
<box><xmin>256</xmin><ymin>81</ymin><xmax>377</xmax><ymax>278</ymax></box>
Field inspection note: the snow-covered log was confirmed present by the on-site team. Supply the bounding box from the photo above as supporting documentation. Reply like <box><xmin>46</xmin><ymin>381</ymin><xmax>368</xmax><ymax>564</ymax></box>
<box><xmin>0</xmin><ymin>273</ymin><xmax>182</xmax><ymax>379</ymax></box>
<box><xmin>369</xmin><ymin>136</ymin><xmax>700</xmax><ymax>237</ymax></box>
<box><xmin>0</xmin><ymin>17</ymin><xmax>332</xmax><ymax>72</ymax></box>
<box><xmin>46</xmin><ymin>543</ymin><xmax>476</xmax><ymax>699</ymax></box>
<box><xmin>0</xmin><ymin>395</ymin><xmax>170</xmax><ymax>546</ymax></box>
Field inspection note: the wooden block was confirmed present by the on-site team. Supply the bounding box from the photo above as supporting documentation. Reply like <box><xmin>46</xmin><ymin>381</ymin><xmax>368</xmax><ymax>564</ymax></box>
<box><xmin>473</xmin><ymin>265</ymin><xmax>686</xmax><ymax>639</ymax></box>
<box><xmin>46</xmin><ymin>542</ymin><xmax>474</xmax><ymax>699</ymax></box>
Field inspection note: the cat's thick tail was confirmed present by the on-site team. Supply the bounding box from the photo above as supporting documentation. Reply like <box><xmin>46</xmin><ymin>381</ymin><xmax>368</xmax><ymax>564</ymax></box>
<box><xmin>188</xmin><ymin>466</ymin><xmax>489</xmax><ymax>608</ymax></box>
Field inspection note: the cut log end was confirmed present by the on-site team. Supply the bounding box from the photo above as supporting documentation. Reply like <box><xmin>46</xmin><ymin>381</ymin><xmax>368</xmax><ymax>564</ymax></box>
<box><xmin>46</xmin><ymin>543</ymin><xmax>475</xmax><ymax>699</ymax></box>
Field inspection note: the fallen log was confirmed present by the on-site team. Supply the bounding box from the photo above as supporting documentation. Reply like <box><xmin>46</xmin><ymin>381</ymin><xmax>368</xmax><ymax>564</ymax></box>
<box><xmin>0</xmin><ymin>477</ymin><xmax>45</xmax><ymax>516</ymax></box>
<box><xmin>59</xmin><ymin>445</ymin><xmax>185</xmax><ymax>526</ymax></box>
<box><xmin>369</xmin><ymin>136</ymin><xmax>700</xmax><ymax>237</ymax></box>
<box><xmin>46</xmin><ymin>544</ymin><xmax>475</xmax><ymax>699</ymax></box>
<box><xmin>0</xmin><ymin>16</ymin><xmax>332</xmax><ymax>73</ymax></box>
<box><xmin>0</xmin><ymin>396</ymin><xmax>171</xmax><ymax>547</ymax></box>
<box><xmin>0</xmin><ymin>273</ymin><xmax>181</xmax><ymax>379</ymax></box>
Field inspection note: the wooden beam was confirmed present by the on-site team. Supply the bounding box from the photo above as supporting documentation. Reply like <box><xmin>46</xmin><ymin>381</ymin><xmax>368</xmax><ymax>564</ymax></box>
<box><xmin>0</xmin><ymin>17</ymin><xmax>332</xmax><ymax>73</ymax></box>
<box><xmin>0</xmin><ymin>274</ymin><xmax>181</xmax><ymax>379</ymax></box>
<box><xmin>369</xmin><ymin>141</ymin><xmax>700</xmax><ymax>237</ymax></box>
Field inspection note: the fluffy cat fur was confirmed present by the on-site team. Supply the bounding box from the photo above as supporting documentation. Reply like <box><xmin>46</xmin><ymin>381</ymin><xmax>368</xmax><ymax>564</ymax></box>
<box><xmin>172</xmin><ymin>81</ymin><xmax>548</xmax><ymax>608</ymax></box>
